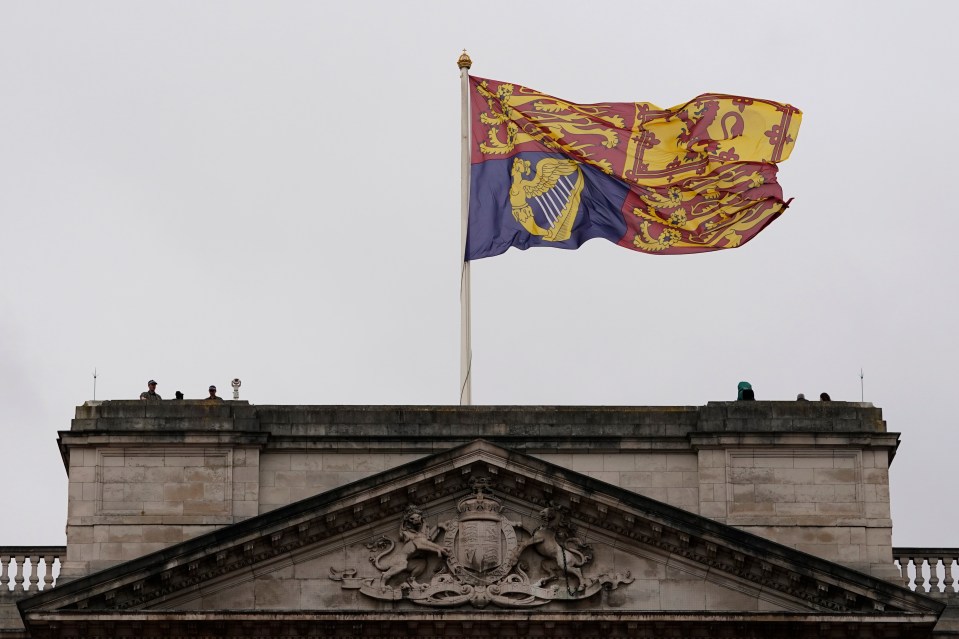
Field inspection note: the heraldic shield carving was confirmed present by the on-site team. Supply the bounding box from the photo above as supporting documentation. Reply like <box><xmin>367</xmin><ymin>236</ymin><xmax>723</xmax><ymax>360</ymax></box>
<box><xmin>329</xmin><ymin>478</ymin><xmax>633</xmax><ymax>608</ymax></box>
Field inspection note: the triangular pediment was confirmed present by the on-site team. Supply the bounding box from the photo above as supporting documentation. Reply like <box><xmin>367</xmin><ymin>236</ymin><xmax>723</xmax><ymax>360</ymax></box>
<box><xmin>19</xmin><ymin>440</ymin><xmax>941</xmax><ymax>629</ymax></box>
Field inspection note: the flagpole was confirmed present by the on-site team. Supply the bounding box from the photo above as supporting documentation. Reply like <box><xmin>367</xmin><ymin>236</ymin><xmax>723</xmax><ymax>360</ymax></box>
<box><xmin>458</xmin><ymin>50</ymin><xmax>472</xmax><ymax>406</ymax></box>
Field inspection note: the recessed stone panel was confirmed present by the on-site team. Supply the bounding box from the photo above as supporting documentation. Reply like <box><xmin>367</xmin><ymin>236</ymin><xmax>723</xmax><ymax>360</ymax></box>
<box><xmin>96</xmin><ymin>449</ymin><xmax>232</xmax><ymax>517</ymax></box>
<box><xmin>726</xmin><ymin>450</ymin><xmax>864</xmax><ymax>523</ymax></box>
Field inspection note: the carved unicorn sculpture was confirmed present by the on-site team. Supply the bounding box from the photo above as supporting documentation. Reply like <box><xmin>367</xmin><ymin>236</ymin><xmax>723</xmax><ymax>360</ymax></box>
<box><xmin>509</xmin><ymin>505</ymin><xmax>593</xmax><ymax>591</ymax></box>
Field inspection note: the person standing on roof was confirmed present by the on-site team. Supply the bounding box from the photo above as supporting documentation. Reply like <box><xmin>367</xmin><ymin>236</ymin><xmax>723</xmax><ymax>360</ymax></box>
<box><xmin>139</xmin><ymin>380</ymin><xmax>161</xmax><ymax>401</ymax></box>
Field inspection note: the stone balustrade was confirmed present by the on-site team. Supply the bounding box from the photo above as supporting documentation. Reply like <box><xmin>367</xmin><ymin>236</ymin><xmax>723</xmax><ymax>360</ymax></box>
<box><xmin>893</xmin><ymin>547</ymin><xmax>959</xmax><ymax>594</ymax></box>
<box><xmin>0</xmin><ymin>547</ymin><xmax>64</xmax><ymax>595</ymax></box>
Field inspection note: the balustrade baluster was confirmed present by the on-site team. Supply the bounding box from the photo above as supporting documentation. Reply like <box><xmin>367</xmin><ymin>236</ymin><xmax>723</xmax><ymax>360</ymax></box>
<box><xmin>27</xmin><ymin>555</ymin><xmax>39</xmax><ymax>592</ymax></box>
<box><xmin>945</xmin><ymin>559</ymin><xmax>957</xmax><ymax>593</ymax></box>
<box><xmin>927</xmin><ymin>557</ymin><xmax>941</xmax><ymax>592</ymax></box>
<box><xmin>0</xmin><ymin>555</ymin><xmax>9</xmax><ymax>591</ymax></box>
<box><xmin>42</xmin><ymin>555</ymin><xmax>54</xmax><ymax>590</ymax></box>
<box><xmin>912</xmin><ymin>557</ymin><xmax>926</xmax><ymax>591</ymax></box>
<box><xmin>904</xmin><ymin>557</ymin><xmax>917</xmax><ymax>590</ymax></box>
<box><xmin>12</xmin><ymin>555</ymin><xmax>24</xmax><ymax>594</ymax></box>
<box><xmin>894</xmin><ymin>556</ymin><xmax>908</xmax><ymax>588</ymax></box>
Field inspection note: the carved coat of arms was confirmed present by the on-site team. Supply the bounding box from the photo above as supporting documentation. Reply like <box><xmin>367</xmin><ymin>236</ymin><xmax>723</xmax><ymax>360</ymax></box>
<box><xmin>330</xmin><ymin>479</ymin><xmax>632</xmax><ymax>608</ymax></box>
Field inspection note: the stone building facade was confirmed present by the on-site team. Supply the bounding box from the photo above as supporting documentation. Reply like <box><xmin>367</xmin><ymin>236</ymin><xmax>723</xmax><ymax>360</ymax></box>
<box><xmin>2</xmin><ymin>401</ymin><xmax>957</xmax><ymax>638</ymax></box>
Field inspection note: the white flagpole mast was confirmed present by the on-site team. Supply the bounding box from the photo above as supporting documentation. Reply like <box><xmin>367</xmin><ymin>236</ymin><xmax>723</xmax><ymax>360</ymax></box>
<box><xmin>458</xmin><ymin>50</ymin><xmax>473</xmax><ymax>406</ymax></box>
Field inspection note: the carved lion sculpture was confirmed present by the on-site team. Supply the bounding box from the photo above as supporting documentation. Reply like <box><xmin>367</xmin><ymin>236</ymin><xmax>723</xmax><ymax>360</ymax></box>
<box><xmin>369</xmin><ymin>506</ymin><xmax>449</xmax><ymax>586</ymax></box>
<box><xmin>509</xmin><ymin>505</ymin><xmax>593</xmax><ymax>591</ymax></box>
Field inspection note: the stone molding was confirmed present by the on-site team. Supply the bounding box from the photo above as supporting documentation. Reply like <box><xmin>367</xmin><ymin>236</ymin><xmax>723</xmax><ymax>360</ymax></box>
<box><xmin>18</xmin><ymin>610</ymin><xmax>944</xmax><ymax>639</ymax></box>
<box><xmin>62</xmin><ymin>402</ymin><xmax>895</xmax><ymax>468</ymax></box>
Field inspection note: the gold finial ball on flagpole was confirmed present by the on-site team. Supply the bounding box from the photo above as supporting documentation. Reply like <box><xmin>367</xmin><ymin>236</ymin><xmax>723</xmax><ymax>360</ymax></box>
<box><xmin>457</xmin><ymin>50</ymin><xmax>472</xmax><ymax>70</ymax></box>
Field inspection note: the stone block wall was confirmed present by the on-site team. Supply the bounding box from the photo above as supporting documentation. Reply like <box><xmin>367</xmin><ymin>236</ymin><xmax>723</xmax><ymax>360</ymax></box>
<box><xmin>62</xmin><ymin>440</ymin><xmax>262</xmax><ymax>578</ymax></box>
<box><xmin>257</xmin><ymin>452</ymin><xmax>424</xmax><ymax>513</ymax></box>
<box><xmin>60</xmin><ymin>401</ymin><xmax>899</xmax><ymax>581</ymax></box>
<box><xmin>533</xmin><ymin>452</ymin><xmax>701</xmax><ymax>513</ymax></box>
<box><xmin>694</xmin><ymin>445</ymin><xmax>895</xmax><ymax>579</ymax></box>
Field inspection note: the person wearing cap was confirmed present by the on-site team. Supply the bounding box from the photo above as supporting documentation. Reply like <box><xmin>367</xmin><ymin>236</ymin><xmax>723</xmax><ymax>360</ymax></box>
<box><xmin>139</xmin><ymin>380</ymin><xmax>162</xmax><ymax>401</ymax></box>
<box><xmin>206</xmin><ymin>385</ymin><xmax>223</xmax><ymax>401</ymax></box>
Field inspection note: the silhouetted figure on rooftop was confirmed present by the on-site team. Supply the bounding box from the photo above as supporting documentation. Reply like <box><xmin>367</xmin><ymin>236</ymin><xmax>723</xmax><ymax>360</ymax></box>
<box><xmin>139</xmin><ymin>380</ymin><xmax>161</xmax><ymax>401</ymax></box>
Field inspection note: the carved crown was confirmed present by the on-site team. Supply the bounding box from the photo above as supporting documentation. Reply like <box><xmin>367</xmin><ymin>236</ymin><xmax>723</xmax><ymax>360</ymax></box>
<box><xmin>457</xmin><ymin>478</ymin><xmax>502</xmax><ymax>521</ymax></box>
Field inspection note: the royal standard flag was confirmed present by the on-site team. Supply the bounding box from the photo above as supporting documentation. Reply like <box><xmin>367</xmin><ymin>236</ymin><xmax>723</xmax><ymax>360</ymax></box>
<box><xmin>466</xmin><ymin>77</ymin><xmax>801</xmax><ymax>260</ymax></box>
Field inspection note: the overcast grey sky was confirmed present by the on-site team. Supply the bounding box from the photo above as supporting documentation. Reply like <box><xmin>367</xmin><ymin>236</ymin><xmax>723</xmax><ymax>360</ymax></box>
<box><xmin>1</xmin><ymin>1</ymin><xmax>956</xmax><ymax>547</ymax></box>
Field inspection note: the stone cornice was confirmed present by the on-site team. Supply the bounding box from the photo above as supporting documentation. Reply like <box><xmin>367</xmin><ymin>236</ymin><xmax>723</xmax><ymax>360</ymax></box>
<box><xmin>59</xmin><ymin>402</ymin><xmax>897</xmax><ymax>470</ymax></box>
<box><xmin>689</xmin><ymin>432</ymin><xmax>901</xmax><ymax>449</ymax></box>
<box><xmin>70</xmin><ymin>402</ymin><xmax>887</xmax><ymax>437</ymax></box>
<box><xmin>19</xmin><ymin>610</ymin><xmax>942</xmax><ymax>639</ymax></box>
